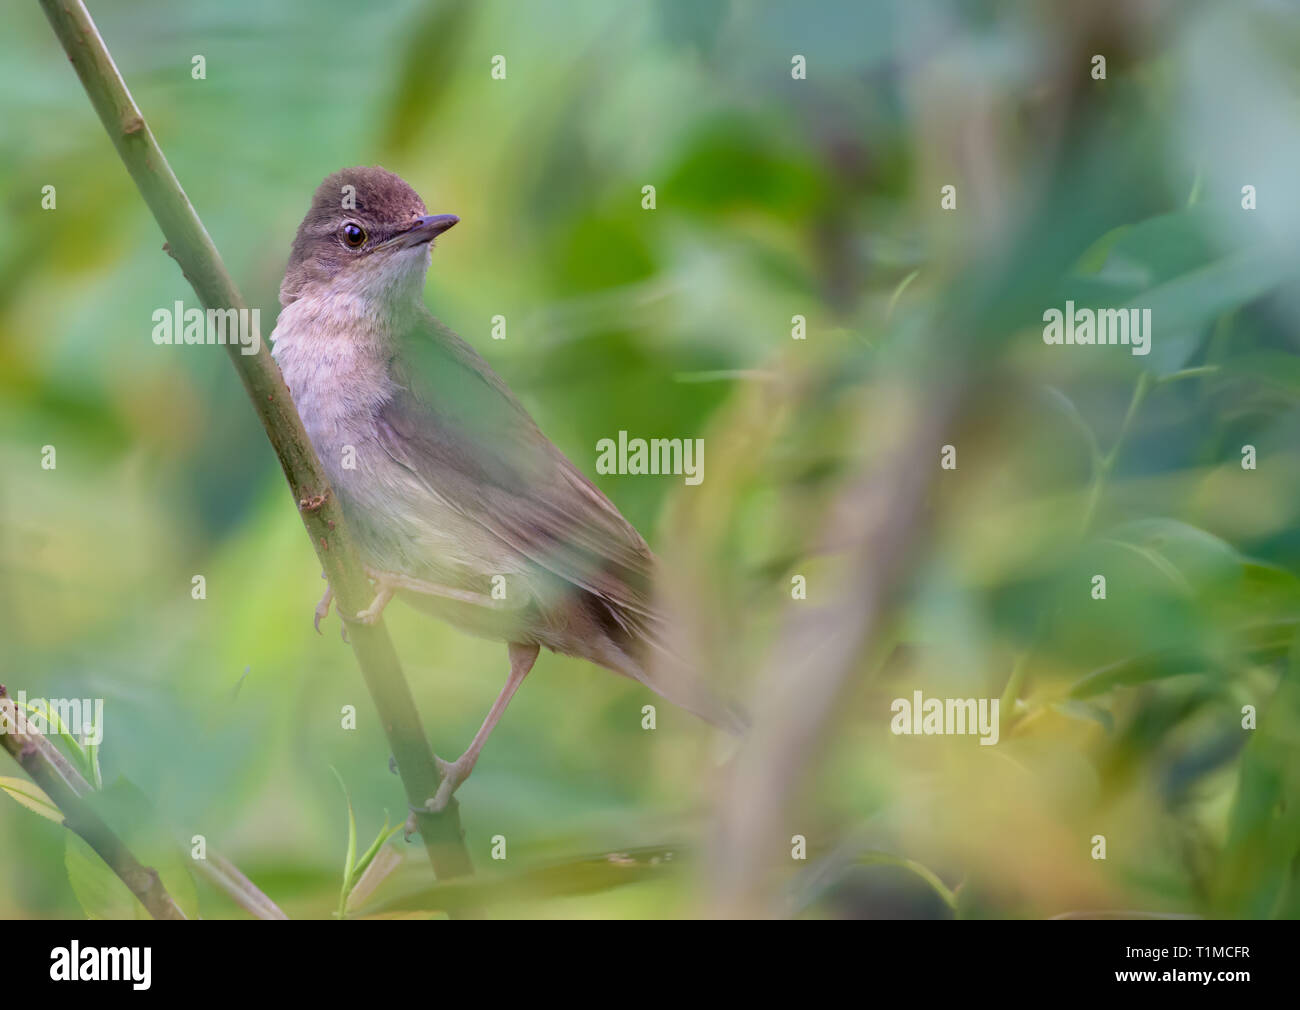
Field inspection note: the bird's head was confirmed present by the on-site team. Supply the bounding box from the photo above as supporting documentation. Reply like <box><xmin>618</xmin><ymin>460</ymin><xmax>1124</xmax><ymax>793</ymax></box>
<box><xmin>279</xmin><ymin>166</ymin><xmax>458</xmax><ymax>307</ymax></box>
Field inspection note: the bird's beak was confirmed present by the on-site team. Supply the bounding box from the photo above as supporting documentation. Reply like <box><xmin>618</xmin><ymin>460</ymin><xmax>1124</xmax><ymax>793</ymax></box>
<box><xmin>388</xmin><ymin>213</ymin><xmax>460</xmax><ymax>249</ymax></box>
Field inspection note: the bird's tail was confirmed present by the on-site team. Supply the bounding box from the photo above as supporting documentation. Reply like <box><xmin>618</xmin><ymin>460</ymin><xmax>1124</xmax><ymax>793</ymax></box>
<box><xmin>684</xmin><ymin>685</ymin><xmax>751</xmax><ymax>737</ymax></box>
<box><xmin>621</xmin><ymin>627</ymin><xmax>750</xmax><ymax>737</ymax></box>
<box><xmin>581</xmin><ymin>583</ymin><xmax>749</xmax><ymax>735</ymax></box>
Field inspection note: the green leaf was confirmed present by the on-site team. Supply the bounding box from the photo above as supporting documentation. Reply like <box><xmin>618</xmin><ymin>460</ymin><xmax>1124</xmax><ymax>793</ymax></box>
<box><xmin>1068</xmin><ymin>648</ymin><xmax>1219</xmax><ymax>699</ymax></box>
<box><xmin>1041</xmin><ymin>385</ymin><xmax>1102</xmax><ymax>468</ymax></box>
<box><xmin>1065</xmin><ymin>210</ymin><xmax>1294</xmax><ymax>377</ymax></box>
<box><xmin>1094</xmin><ymin>209</ymin><xmax>1220</xmax><ymax>289</ymax></box>
<box><xmin>0</xmin><ymin>776</ymin><xmax>64</xmax><ymax>824</ymax></box>
<box><xmin>1099</xmin><ymin>537</ymin><xmax>1193</xmax><ymax>596</ymax></box>
<box><xmin>1132</xmin><ymin>247</ymin><xmax>1293</xmax><ymax>345</ymax></box>
<box><xmin>1065</xmin><ymin>209</ymin><xmax>1219</xmax><ymax>312</ymax></box>
<box><xmin>1241</xmin><ymin>563</ymin><xmax>1300</xmax><ymax>615</ymax></box>
<box><xmin>1222</xmin><ymin>351</ymin><xmax>1300</xmax><ymax>398</ymax></box>
<box><xmin>330</xmin><ymin>769</ymin><xmax>405</xmax><ymax>917</ymax></box>
<box><xmin>79</xmin><ymin>778</ymin><xmax>201</xmax><ymax>919</ymax></box>
<box><xmin>1066</xmin><ymin>616</ymin><xmax>1297</xmax><ymax>700</ymax></box>
<box><xmin>85</xmin><ymin>740</ymin><xmax>102</xmax><ymax>790</ymax></box>
<box><xmin>331</xmin><ymin>767</ymin><xmax>358</xmax><ymax>919</ymax></box>
<box><xmin>1215</xmin><ymin>632</ymin><xmax>1300</xmax><ymax>917</ymax></box>
<box><xmin>1050</xmin><ymin>700</ymin><xmax>1116</xmax><ymax>734</ymax></box>
<box><xmin>1074</xmin><ymin>223</ymin><xmax>1132</xmax><ymax>275</ymax></box>
<box><xmin>349</xmin><ymin>815</ymin><xmax>402</xmax><ymax>894</ymax></box>
<box><xmin>1102</xmin><ymin>518</ymin><xmax>1243</xmax><ymax>599</ymax></box>
<box><xmin>21</xmin><ymin>700</ymin><xmax>91</xmax><ymax>782</ymax></box>
<box><xmin>65</xmin><ymin>833</ymin><xmax>147</xmax><ymax>920</ymax></box>
<box><xmin>362</xmin><ymin>844</ymin><xmax>681</xmax><ymax>916</ymax></box>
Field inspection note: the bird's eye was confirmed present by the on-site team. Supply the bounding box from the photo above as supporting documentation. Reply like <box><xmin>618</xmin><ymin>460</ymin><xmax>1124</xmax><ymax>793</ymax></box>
<box><xmin>341</xmin><ymin>223</ymin><xmax>367</xmax><ymax>249</ymax></box>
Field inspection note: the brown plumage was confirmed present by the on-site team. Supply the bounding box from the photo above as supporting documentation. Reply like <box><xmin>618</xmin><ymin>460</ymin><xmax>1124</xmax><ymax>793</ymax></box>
<box><xmin>271</xmin><ymin>167</ymin><xmax>743</xmax><ymax>814</ymax></box>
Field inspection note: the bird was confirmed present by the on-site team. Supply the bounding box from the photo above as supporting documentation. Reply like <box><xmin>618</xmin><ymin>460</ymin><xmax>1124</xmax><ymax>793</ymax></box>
<box><xmin>270</xmin><ymin>166</ymin><xmax>745</xmax><ymax>820</ymax></box>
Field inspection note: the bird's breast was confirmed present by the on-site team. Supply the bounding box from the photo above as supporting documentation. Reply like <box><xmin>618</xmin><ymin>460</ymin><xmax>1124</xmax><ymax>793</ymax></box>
<box><xmin>269</xmin><ymin>298</ymin><xmax>519</xmax><ymax>589</ymax></box>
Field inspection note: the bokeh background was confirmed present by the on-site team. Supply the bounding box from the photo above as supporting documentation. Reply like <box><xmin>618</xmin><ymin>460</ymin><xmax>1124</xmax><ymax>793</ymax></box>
<box><xmin>3</xmin><ymin>0</ymin><xmax>1300</xmax><ymax>918</ymax></box>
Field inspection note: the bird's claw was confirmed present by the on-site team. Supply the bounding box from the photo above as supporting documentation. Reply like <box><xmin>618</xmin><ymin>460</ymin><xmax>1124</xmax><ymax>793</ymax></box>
<box><xmin>403</xmin><ymin>801</ymin><xmax>429</xmax><ymax>841</ymax></box>
<box><xmin>314</xmin><ymin>581</ymin><xmax>348</xmax><ymax>640</ymax></box>
<box><xmin>400</xmin><ymin>756</ymin><xmax>471</xmax><ymax>840</ymax></box>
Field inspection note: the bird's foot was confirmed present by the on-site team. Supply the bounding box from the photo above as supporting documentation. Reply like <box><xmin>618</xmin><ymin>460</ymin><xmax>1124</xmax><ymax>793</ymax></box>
<box><xmin>355</xmin><ymin>582</ymin><xmax>395</xmax><ymax>625</ymax></box>
<box><xmin>401</xmin><ymin>754</ymin><xmax>475</xmax><ymax>839</ymax></box>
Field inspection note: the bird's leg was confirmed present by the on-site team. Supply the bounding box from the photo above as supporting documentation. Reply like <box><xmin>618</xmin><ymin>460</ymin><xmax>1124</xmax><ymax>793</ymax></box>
<box><xmin>355</xmin><ymin>566</ymin><xmax>497</xmax><ymax>625</ymax></box>
<box><xmin>314</xmin><ymin>582</ymin><xmax>333</xmax><ymax>634</ymax></box>
<box><xmin>405</xmin><ymin>642</ymin><xmax>539</xmax><ymax>837</ymax></box>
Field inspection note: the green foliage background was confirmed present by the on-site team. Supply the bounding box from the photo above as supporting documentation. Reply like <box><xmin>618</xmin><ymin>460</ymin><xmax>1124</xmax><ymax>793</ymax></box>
<box><xmin>2</xmin><ymin>0</ymin><xmax>1299</xmax><ymax>918</ymax></box>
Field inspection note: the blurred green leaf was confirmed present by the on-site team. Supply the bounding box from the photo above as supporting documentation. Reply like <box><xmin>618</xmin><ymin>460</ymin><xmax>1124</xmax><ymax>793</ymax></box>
<box><xmin>1215</xmin><ymin>633</ymin><xmax>1300</xmax><ymax>916</ymax></box>
<box><xmin>1041</xmin><ymin>385</ymin><xmax>1102</xmax><ymax>467</ymax></box>
<box><xmin>1222</xmin><ymin>351</ymin><xmax>1300</xmax><ymax>397</ymax></box>
<box><xmin>1050</xmin><ymin>700</ymin><xmax>1115</xmax><ymax>734</ymax></box>
<box><xmin>79</xmin><ymin>778</ymin><xmax>201</xmax><ymax>919</ymax></box>
<box><xmin>1094</xmin><ymin>210</ymin><xmax>1220</xmax><ymax>289</ymax></box>
<box><xmin>363</xmin><ymin>844</ymin><xmax>681</xmax><ymax>915</ymax></box>
<box><xmin>1068</xmin><ymin>649</ymin><xmax>1220</xmax><ymax>700</ymax></box>
<box><xmin>65</xmin><ymin>833</ymin><xmax>146</xmax><ymax>920</ymax></box>
<box><xmin>1102</xmin><ymin>518</ymin><xmax>1243</xmax><ymax>600</ymax></box>
<box><xmin>0</xmin><ymin>776</ymin><xmax>63</xmax><ymax>824</ymax></box>
<box><xmin>1135</xmin><ymin>248</ymin><xmax>1294</xmax><ymax>353</ymax></box>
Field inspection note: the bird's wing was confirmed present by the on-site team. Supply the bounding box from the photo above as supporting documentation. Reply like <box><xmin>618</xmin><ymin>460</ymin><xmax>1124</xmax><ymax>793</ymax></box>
<box><xmin>374</xmin><ymin>311</ymin><xmax>661</xmax><ymax>637</ymax></box>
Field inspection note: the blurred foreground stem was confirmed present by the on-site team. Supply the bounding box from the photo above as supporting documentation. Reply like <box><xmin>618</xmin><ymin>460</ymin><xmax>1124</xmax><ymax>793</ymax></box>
<box><xmin>38</xmin><ymin>0</ymin><xmax>474</xmax><ymax>885</ymax></box>
<box><xmin>0</xmin><ymin>690</ymin><xmax>186</xmax><ymax>920</ymax></box>
<box><xmin>2</xmin><ymin>688</ymin><xmax>286</xmax><ymax>919</ymax></box>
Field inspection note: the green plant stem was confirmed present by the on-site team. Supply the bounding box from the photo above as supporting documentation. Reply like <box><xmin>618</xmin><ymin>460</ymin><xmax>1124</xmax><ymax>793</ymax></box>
<box><xmin>998</xmin><ymin>648</ymin><xmax>1033</xmax><ymax>720</ymax></box>
<box><xmin>1007</xmin><ymin>369</ymin><xmax>1160</xmax><ymax>722</ymax></box>
<box><xmin>38</xmin><ymin>0</ymin><xmax>473</xmax><ymax>883</ymax></box>
<box><xmin>886</xmin><ymin>269</ymin><xmax>921</xmax><ymax>321</ymax></box>
<box><xmin>0</xmin><ymin>690</ymin><xmax>186</xmax><ymax>920</ymax></box>
<box><xmin>1158</xmin><ymin>365</ymin><xmax>1220</xmax><ymax>385</ymax></box>
<box><xmin>191</xmin><ymin>850</ymin><xmax>289</xmax><ymax>920</ymax></box>
<box><xmin>857</xmin><ymin>851</ymin><xmax>959</xmax><ymax>912</ymax></box>
<box><xmin>4</xmin><ymin>688</ymin><xmax>287</xmax><ymax>918</ymax></box>
<box><xmin>1080</xmin><ymin>370</ymin><xmax>1151</xmax><ymax>536</ymax></box>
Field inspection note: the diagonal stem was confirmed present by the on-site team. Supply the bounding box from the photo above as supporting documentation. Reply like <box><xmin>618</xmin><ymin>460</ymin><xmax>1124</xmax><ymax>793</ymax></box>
<box><xmin>37</xmin><ymin>0</ymin><xmax>473</xmax><ymax>883</ymax></box>
<box><xmin>0</xmin><ymin>690</ymin><xmax>186</xmax><ymax>920</ymax></box>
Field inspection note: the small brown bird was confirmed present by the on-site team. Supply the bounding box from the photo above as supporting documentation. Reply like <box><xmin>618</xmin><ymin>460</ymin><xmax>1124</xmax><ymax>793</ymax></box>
<box><xmin>271</xmin><ymin>167</ymin><xmax>744</xmax><ymax>817</ymax></box>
